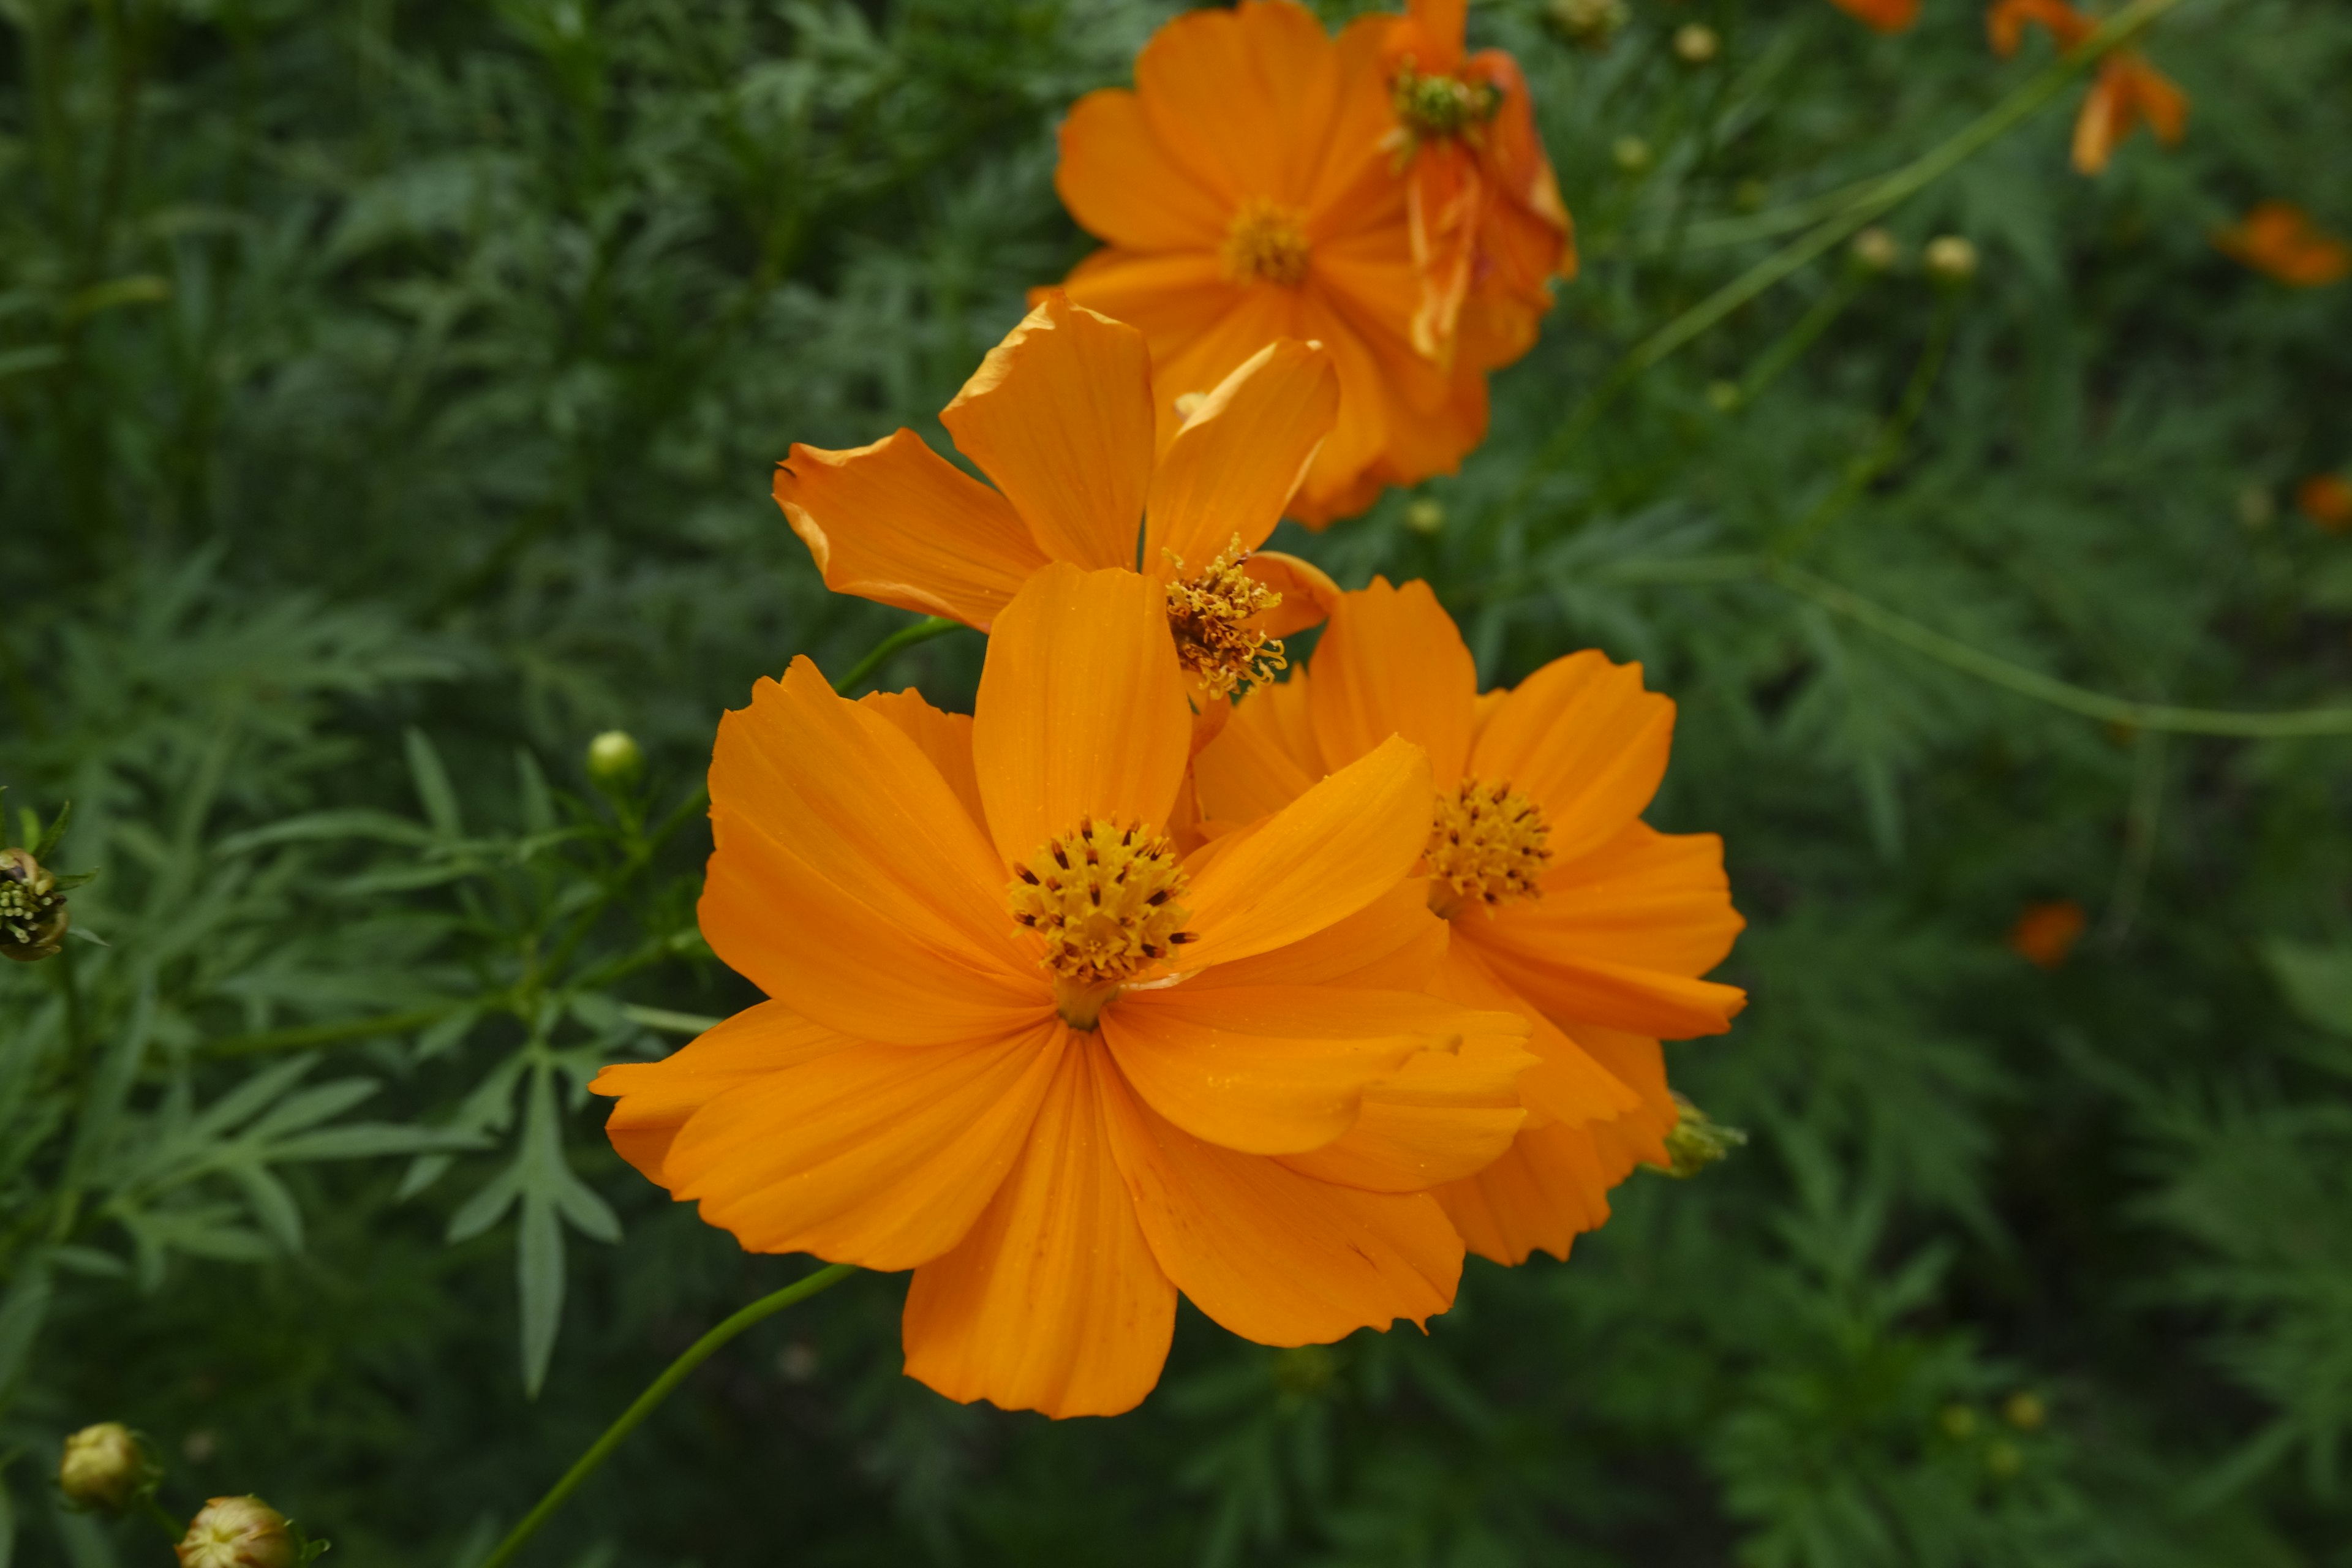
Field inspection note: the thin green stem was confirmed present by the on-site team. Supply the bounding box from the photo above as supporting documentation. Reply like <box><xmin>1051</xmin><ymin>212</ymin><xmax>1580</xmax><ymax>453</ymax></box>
<box><xmin>141</xmin><ymin>1494</ymin><xmax>184</xmax><ymax>1544</ymax></box>
<box><xmin>480</xmin><ymin>1264</ymin><xmax>858</xmax><ymax>1568</ymax></box>
<box><xmin>55</xmin><ymin>942</ymin><xmax>85</xmax><ymax>1055</ymax></box>
<box><xmin>1738</xmin><ymin>270</ymin><xmax>1866</xmax><ymax>405</ymax></box>
<box><xmin>1773</xmin><ymin>290</ymin><xmax>1961</xmax><ymax>557</ymax></box>
<box><xmin>204</xmin><ymin>1005</ymin><xmax>453</xmax><ymax>1059</ymax></box>
<box><xmin>831</xmin><ymin>615</ymin><xmax>959</xmax><ymax>696</ymax></box>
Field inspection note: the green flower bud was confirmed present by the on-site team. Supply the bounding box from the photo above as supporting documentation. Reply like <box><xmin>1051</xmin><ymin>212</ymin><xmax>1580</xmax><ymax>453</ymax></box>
<box><xmin>585</xmin><ymin>730</ymin><xmax>646</xmax><ymax>793</ymax></box>
<box><xmin>1612</xmin><ymin>135</ymin><xmax>1654</xmax><ymax>175</ymax></box>
<box><xmin>176</xmin><ymin>1496</ymin><xmax>298</xmax><ymax>1568</ymax></box>
<box><xmin>1663</xmin><ymin>1092</ymin><xmax>1747</xmax><ymax>1177</ymax></box>
<box><xmin>1404</xmin><ymin>498</ymin><xmax>1447</xmax><ymax>537</ymax></box>
<box><xmin>1850</xmin><ymin>227</ymin><xmax>1901</xmax><ymax>274</ymax></box>
<box><xmin>2003</xmin><ymin>1390</ymin><xmax>2048</xmax><ymax>1431</ymax></box>
<box><xmin>1923</xmin><ymin>235</ymin><xmax>1979</xmax><ymax>287</ymax></box>
<box><xmin>1</xmin><ymin>846</ymin><xmax>69</xmax><ymax>963</ymax></box>
<box><xmin>1673</xmin><ymin>23</ymin><xmax>1721</xmax><ymax>64</ymax></box>
<box><xmin>1939</xmin><ymin>1403</ymin><xmax>1978</xmax><ymax>1439</ymax></box>
<box><xmin>59</xmin><ymin>1423</ymin><xmax>159</xmax><ymax>1512</ymax></box>
<box><xmin>1545</xmin><ymin>0</ymin><xmax>1629</xmax><ymax>50</ymax></box>
<box><xmin>1705</xmin><ymin>380</ymin><xmax>1744</xmax><ymax>413</ymax></box>
<box><xmin>1985</xmin><ymin>1439</ymin><xmax>2024</xmax><ymax>1479</ymax></box>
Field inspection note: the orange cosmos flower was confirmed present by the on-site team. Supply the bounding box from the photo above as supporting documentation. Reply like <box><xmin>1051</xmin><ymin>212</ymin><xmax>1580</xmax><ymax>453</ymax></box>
<box><xmin>2299</xmin><ymin>475</ymin><xmax>2352</xmax><ymax>533</ymax></box>
<box><xmin>593</xmin><ymin>565</ymin><xmax>1535</xmax><ymax>1417</ymax></box>
<box><xmin>1194</xmin><ymin>580</ymin><xmax>1746</xmax><ymax>1265</ymax></box>
<box><xmin>1051</xmin><ymin>0</ymin><xmax>1496</xmax><ymax>526</ymax></box>
<box><xmin>2215</xmin><ymin>203</ymin><xmax>2352</xmax><ymax>288</ymax></box>
<box><xmin>2007</xmin><ymin>899</ymin><xmax>2086</xmax><ymax>968</ymax></box>
<box><xmin>1829</xmin><ymin>0</ymin><xmax>1921</xmax><ymax>34</ymax></box>
<box><xmin>1986</xmin><ymin>0</ymin><xmax>2185</xmax><ymax>176</ymax></box>
<box><xmin>777</xmin><ymin>291</ymin><xmax>1344</xmax><ymax>708</ymax></box>
<box><xmin>1381</xmin><ymin>0</ymin><xmax>1576</xmax><ymax>368</ymax></box>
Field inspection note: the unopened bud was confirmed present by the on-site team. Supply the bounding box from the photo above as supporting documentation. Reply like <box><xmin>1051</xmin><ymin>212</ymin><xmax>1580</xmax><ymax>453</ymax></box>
<box><xmin>1850</xmin><ymin>227</ymin><xmax>1901</xmax><ymax>274</ymax></box>
<box><xmin>1545</xmin><ymin>0</ymin><xmax>1629</xmax><ymax>48</ymax></box>
<box><xmin>2235</xmin><ymin>486</ymin><xmax>2274</xmax><ymax>530</ymax></box>
<box><xmin>1733</xmin><ymin>178</ymin><xmax>1769</xmax><ymax>212</ymax></box>
<box><xmin>2003</xmin><ymin>1390</ymin><xmax>2048</xmax><ymax>1430</ymax></box>
<box><xmin>1611</xmin><ymin>135</ymin><xmax>1653</xmax><ymax>174</ymax></box>
<box><xmin>1923</xmin><ymin>235</ymin><xmax>1979</xmax><ymax>286</ymax></box>
<box><xmin>1705</xmin><ymin>380</ymin><xmax>1743</xmax><ymax>413</ymax></box>
<box><xmin>177</xmin><ymin>1496</ymin><xmax>298</xmax><ymax>1568</ymax></box>
<box><xmin>1271</xmin><ymin>1344</ymin><xmax>1338</xmax><ymax>1398</ymax></box>
<box><xmin>1403</xmin><ymin>498</ymin><xmax>1446</xmax><ymax>536</ymax></box>
<box><xmin>1673</xmin><ymin>23</ymin><xmax>1721</xmax><ymax>64</ymax></box>
<box><xmin>584</xmin><ymin>730</ymin><xmax>645</xmax><ymax>793</ymax></box>
<box><xmin>59</xmin><ymin>1423</ymin><xmax>157</xmax><ymax>1512</ymax></box>
<box><xmin>1662</xmin><ymin>1092</ymin><xmax>1747</xmax><ymax>1177</ymax></box>
<box><xmin>1939</xmin><ymin>1403</ymin><xmax>1978</xmax><ymax>1439</ymax></box>
<box><xmin>1985</xmin><ymin>1439</ymin><xmax>2024</xmax><ymax>1479</ymax></box>
<box><xmin>1</xmin><ymin>846</ymin><xmax>69</xmax><ymax>963</ymax></box>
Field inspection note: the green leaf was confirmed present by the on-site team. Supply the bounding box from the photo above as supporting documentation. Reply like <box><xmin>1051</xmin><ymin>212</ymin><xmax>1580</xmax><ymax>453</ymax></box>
<box><xmin>2261</xmin><ymin>940</ymin><xmax>2352</xmax><ymax>1038</ymax></box>
<box><xmin>405</xmin><ymin>728</ymin><xmax>464</xmax><ymax>837</ymax></box>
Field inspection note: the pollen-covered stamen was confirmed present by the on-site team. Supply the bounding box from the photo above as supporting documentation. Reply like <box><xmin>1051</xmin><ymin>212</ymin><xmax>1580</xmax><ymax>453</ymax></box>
<box><xmin>1425</xmin><ymin>777</ymin><xmax>1551</xmax><ymax>918</ymax></box>
<box><xmin>1163</xmin><ymin>535</ymin><xmax>1287</xmax><ymax>701</ymax></box>
<box><xmin>1221</xmin><ymin>197</ymin><xmax>1312</xmax><ymax>287</ymax></box>
<box><xmin>1008</xmin><ymin>816</ymin><xmax>1196</xmax><ymax>1025</ymax></box>
<box><xmin>1390</xmin><ymin>61</ymin><xmax>1503</xmax><ymax>147</ymax></box>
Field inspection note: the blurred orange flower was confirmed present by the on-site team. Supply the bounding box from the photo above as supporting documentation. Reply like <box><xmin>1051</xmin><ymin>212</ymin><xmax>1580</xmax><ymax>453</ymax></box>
<box><xmin>1195</xmin><ymin>579</ymin><xmax>1746</xmax><ymax>1265</ymax></box>
<box><xmin>1986</xmin><ymin>0</ymin><xmax>2185</xmax><ymax>175</ymax></box>
<box><xmin>1830</xmin><ymin>0</ymin><xmax>1921</xmax><ymax>33</ymax></box>
<box><xmin>2008</xmin><ymin>900</ymin><xmax>2086</xmax><ymax>968</ymax></box>
<box><xmin>2215</xmin><ymin>203</ymin><xmax>2352</xmax><ymax>287</ymax></box>
<box><xmin>2299</xmin><ymin>475</ymin><xmax>2352</xmax><ymax>533</ymax></box>
<box><xmin>594</xmin><ymin>565</ymin><xmax>1536</xmax><ymax>1418</ymax></box>
<box><xmin>775</xmin><ymin>292</ymin><xmax>1343</xmax><ymax>705</ymax></box>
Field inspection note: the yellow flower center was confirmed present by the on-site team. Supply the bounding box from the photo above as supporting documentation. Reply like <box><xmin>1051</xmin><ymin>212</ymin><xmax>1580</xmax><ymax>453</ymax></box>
<box><xmin>1391</xmin><ymin>63</ymin><xmax>1502</xmax><ymax>145</ymax></box>
<box><xmin>1008</xmin><ymin>816</ymin><xmax>1195</xmax><ymax>1028</ymax></box>
<box><xmin>1163</xmin><ymin>535</ymin><xmax>1286</xmax><ymax>700</ymax></box>
<box><xmin>1221</xmin><ymin>198</ymin><xmax>1311</xmax><ymax>287</ymax></box>
<box><xmin>1425</xmin><ymin>778</ymin><xmax>1551</xmax><ymax>919</ymax></box>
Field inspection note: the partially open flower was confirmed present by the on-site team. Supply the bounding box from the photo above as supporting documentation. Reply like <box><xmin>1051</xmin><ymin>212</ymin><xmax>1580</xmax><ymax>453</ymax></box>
<box><xmin>176</xmin><ymin>1496</ymin><xmax>296</xmax><ymax>1568</ymax></box>
<box><xmin>1</xmin><ymin>846</ymin><xmax>69</xmax><ymax>963</ymax></box>
<box><xmin>59</xmin><ymin>1423</ymin><xmax>157</xmax><ymax>1512</ymax></box>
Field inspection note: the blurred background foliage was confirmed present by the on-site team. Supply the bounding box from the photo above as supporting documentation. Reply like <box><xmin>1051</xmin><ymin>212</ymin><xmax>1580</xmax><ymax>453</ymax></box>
<box><xmin>3</xmin><ymin>0</ymin><xmax>2350</xmax><ymax>1562</ymax></box>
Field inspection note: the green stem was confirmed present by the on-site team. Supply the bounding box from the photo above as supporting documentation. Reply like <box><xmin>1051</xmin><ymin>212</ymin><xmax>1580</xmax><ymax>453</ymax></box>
<box><xmin>480</xmin><ymin>1264</ymin><xmax>858</xmax><ymax>1568</ymax></box>
<box><xmin>1738</xmin><ymin>270</ymin><xmax>1866</xmax><ymax>405</ymax></box>
<box><xmin>831</xmin><ymin>616</ymin><xmax>959</xmax><ymax>696</ymax></box>
<box><xmin>204</xmin><ymin>1005</ymin><xmax>453</xmax><ymax>1059</ymax></box>
<box><xmin>1773</xmin><ymin>290</ymin><xmax>1960</xmax><ymax>557</ymax></box>
<box><xmin>141</xmin><ymin>1494</ymin><xmax>184</xmax><ymax>1544</ymax></box>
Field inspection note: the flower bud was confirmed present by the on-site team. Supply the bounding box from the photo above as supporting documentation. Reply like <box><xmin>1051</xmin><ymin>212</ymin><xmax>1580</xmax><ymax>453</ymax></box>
<box><xmin>584</xmin><ymin>730</ymin><xmax>646</xmax><ymax>793</ymax></box>
<box><xmin>2234</xmin><ymin>486</ymin><xmax>2274</xmax><ymax>530</ymax></box>
<box><xmin>2003</xmin><ymin>1390</ymin><xmax>2048</xmax><ymax>1431</ymax></box>
<box><xmin>1850</xmin><ymin>227</ymin><xmax>1901</xmax><ymax>274</ymax></box>
<box><xmin>59</xmin><ymin>1423</ymin><xmax>157</xmax><ymax>1512</ymax></box>
<box><xmin>1403</xmin><ymin>498</ymin><xmax>1446</xmax><ymax>537</ymax></box>
<box><xmin>177</xmin><ymin>1496</ymin><xmax>297</xmax><ymax>1568</ymax></box>
<box><xmin>1611</xmin><ymin>135</ymin><xmax>1653</xmax><ymax>175</ymax></box>
<box><xmin>1939</xmin><ymin>1403</ymin><xmax>1978</xmax><ymax>1440</ymax></box>
<box><xmin>1705</xmin><ymin>380</ymin><xmax>1743</xmax><ymax>413</ymax></box>
<box><xmin>1</xmin><ymin>846</ymin><xmax>69</xmax><ymax>963</ymax></box>
<box><xmin>1662</xmin><ymin>1092</ymin><xmax>1747</xmax><ymax>1177</ymax></box>
<box><xmin>1923</xmin><ymin>235</ymin><xmax>1979</xmax><ymax>287</ymax></box>
<box><xmin>1985</xmin><ymin>1439</ymin><xmax>2024</xmax><ymax>1479</ymax></box>
<box><xmin>1673</xmin><ymin>23</ymin><xmax>1721</xmax><ymax>64</ymax></box>
<box><xmin>1545</xmin><ymin>0</ymin><xmax>1629</xmax><ymax>50</ymax></box>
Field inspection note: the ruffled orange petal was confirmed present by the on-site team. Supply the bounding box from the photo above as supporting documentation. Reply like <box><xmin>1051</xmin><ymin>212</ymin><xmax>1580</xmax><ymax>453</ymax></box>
<box><xmin>902</xmin><ymin>1030</ymin><xmax>1176</xmax><ymax>1418</ymax></box>
<box><xmin>1469</xmin><ymin>648</ymin><xmax>1675</xmax><ymax>862</ymax></box>
<box><xmin>1304</xmin><ymin>13</ymin><xmax>1406</xmax><ymax>225</ymax></box>
<box><xmin>1472</xmin><ymin>823</ymin><xmax>1747</xmax><ymax>1039</ymax></box>
<box><xmin>591</xmin><ymin>1001</ymin><xmax>843</xmax><ymax>1183</ymax></box>
<box><xmin>1434</xmin><ymin>1118</ymin><xmax>1618</xmax><ymax>1265</ymax></box>
<box><xmin>660</xmin><ymin>1020</ymin><xmax>1065</xmax><ymax>1270</ymax></box>
<box><xmin>858</xmin><ymin>689</ymin><xmax>986</xmax><ymax>837</ymax></box>
<box><xmin>1133</xmin><ymin>0</ymin><xmax>1343</xmax><ymax>209</ymax></box>
<box><xmin>1276</xmin><ymin>1025</ymin><xmax>1532</xmax><ymax>1193</ymax></box>
<box><xmin>941</xmin><ymin>292</ymin><xmax>1155</xmax><ymax>569</ymax></box>
<box><xmin>701</xmin><ymin>659</ymin><xmax>1046</xmax><ymax>1046</ymax></box>
<box><xmin>1101</xmin><ymin>1062</ymin><xmax>1463</xmax><ymax>1344</ymax></box>
<box><xmin>1105</xmin><ymin>984</ymin><xmax>1491</xmax><ymax>1155</ymax></box>
<box><xmin>1245</xmin><ymin>551</ymin><xmax>1341</xmax><ymax>639</ymax></box>
<box><xmin>774</xmin><ymin>430</ymin><xmax>1049</xmax><ymax>630</ymax></box>
<box><xmin>1057</xmin><ymin>249</ymin><xmax>1237</xmax><ymax>352</ymax></box>
<box><xmin>1576</xmin><ymin>1023</ymin><xmax>1676</xmax><ymax>1172</ymax></box>
<box><xmin>1434</xmin><ymin>941</ymin><xmax>1642</xmax><ymax>1128</ymax></box>
<box><xmin>1145</xmin><ymin>339</ymin><xmax>1339</xmax><ymax>570</ymax></box>
<box><xmin>1057</xmin><ymin>88</ymin><xmax>1234</xmax><ymax>252</ymax></box>
<box><xmin>1182</xmin><ymin>734</ymin><xmax>1433</xmax><ymax>970</ymax></box>
<box><xmin>1306</xmin><ymin>576</ymin><xmax>1477</xmax><ymax>788</ymax></box>
<box><xmin>971</xmin><ymin>563</ymin><xmax>1194</xmax><ymax>871</ymax></box>
<box><xmin>1186</xmin><ymin>879</ymin><xmax>1446</xmax><ymax>992</ymax></box>
<box><xmin>1144</xmin><ymin>284</ymin><xmax>1316</xmax><ymax>458</ymax></box>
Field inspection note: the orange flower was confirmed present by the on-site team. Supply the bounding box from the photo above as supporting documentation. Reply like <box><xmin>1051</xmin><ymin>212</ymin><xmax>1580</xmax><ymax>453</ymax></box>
<box><xmin>2007</xmin><ymin>900</ymin><xmax>2086</xmax><ymax>968</ymax></box>
<box><xmin>775</xmin><ymin>292</ymin><xmax>1343</xmax><ymax>706</ymax></box>
<box><xmin>1050</xmin><ymin>1</ymin><xmax>1500</xmax><ymax>526</ymax></box>
<box><xmin>1986</xmin><ymin>0</ymin><xmax>2185</xmax><ymax>175</ymax></box>
<box><xmin>1829</xmin><ymin>0</ymin><xmax>1921</xmax><ymax>34</ymax></box>
<box><xmin>1194</xmin><ymin>580</ymin><xmax>1746</xmax><ymax>1265</ymax></box>
<box><xmin>593</xmin><ymin>565</ymin><xmax>1535</xmax><ymax>1417</ymax></box>
<box><xmin>2215</xmin><ymin>203</ymin><xmax>2352</xmax><ymax>288</ymax></box>
<box><xmin>2299</xmin><ymin>475</ymin><xmax>2352</xmax><ymax>533</ymax></box>
<box><xmin>1381</xmin><ymin>0</ymin><xmax>1577</xmax><ymax>367</ymax></box>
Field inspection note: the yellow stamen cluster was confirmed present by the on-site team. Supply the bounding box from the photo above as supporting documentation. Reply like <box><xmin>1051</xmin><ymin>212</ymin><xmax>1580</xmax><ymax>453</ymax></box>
<box><xmin>1009</xmin><ymin>818</ymin><xmax>1195</xmax><ymax>1023</ymax></box>
<box><xmin>1221</xmin><ymin>198</ymin><xmax>1312</xmax><ymax>287</ymax></box>
<box><xmin>1426</xmin><ymin>778</ymin><xmax>1551</xmax><ymax>918</ymax></box>
<box><xmin>1164</xmin><ymin>535</ymin><xmax>1287</xmax><ymax>701</ymax></box>
<box><xmin>1391</xmin><ymin>63</ymin><xmax>1502</xmax><ymax>146</ymax></box>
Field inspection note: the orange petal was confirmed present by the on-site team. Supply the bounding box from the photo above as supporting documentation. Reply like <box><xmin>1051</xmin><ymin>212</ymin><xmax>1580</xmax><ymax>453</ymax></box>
<box><xmin>1472</xmin><ymin>823</ymin><xmax>1747</xmax><ymax>1039</ymax></box>
<box><xmin>1246</xmin><ymin>551</ymin><xmax>1342</xmax><ymax>639</ymax></box>
<box><xmin>1133</xmin><ymin>0</ymin><xmax>1343</xmax><ymax>209</ymax></box>
<box><xmin>971</xmin><ymin>563</ymin><xmax>1194</xmax><ymax>866</ymax></box>
<box><xmin>774</xmin><ymin>430</ymin><xmax>1049</xmax><ymax>630</ymax></box>
<box><xmin>1434</xmin><ymin>941</ymin><xmax>1643</xmax><ymax>1128</ymax></box>
<box><xmin>1577</xmin><ymin>1024</ymin><xmax>1677</xmax><ymax>1172</ymax></box>
<box><xmin>1469</xmin><ymin>649</ymin><xmax>1675</xmax><ymax>862</ymax></box>
<box><xmin>1056</xmin><ymin>88</ymin><xmax>1233</xmax><ymax>252</ymax></box>
<box><xmin>859</xmin><ymin>688</ymin><xmax>986</xmax><ymax>837</ymax></box>
<box><xmin>1057</xmin><ymin>247</ymin><xmax>1236</xmax><ymax>353</ymax></box>
<box><xmin>1434</xmin><ymin>1118</ymin><xmax>1618</xmax><ymax>1265</ymax></box>
<box><xmin>701</xmin><ymin>660</ymin><xmax>1047</xmax><ymax>1046</ymax></box>
<box><xmin>1193</xmin><ymin>666</ymin><xmax>1324</xmax><ymax>826</ymax></box>
<box><xmin>902</xmin><ymin>1030</ymin><xmax>1176</xmax><ymax>1418</ymax></box>
<box><xmin>1103</xmin><ymin>984</ymin><xmax>1484</xmax><ymax>1155</ymax></box>
<box><xmin>591</xmin><ymin>1001</ymin><xmax>845</xmax><ymax>1184</ymax></box>
<box><xmin>1182</xmin><ymin>734</ymin><xmax>1433</xmax><ymax>970</ymax></box>
<box><xmin>1186</xmin><ymin>879</ymin><xmax>1448</xmax><ymax>992</ymax></box>
<box><xmin>1144</xmin><ymin>283</ymin><xmax>1316</xmax><ymax>458</ymax></box>
<box><xmin>661</xmin><ymin>1020</ymin><xmax>1066</xmax><ymax>1270</ymax></box>
<box><xmin>941</xmin><ymin>292</ymin><xmax>1155</xmax><ymax>570</ymax></box>
<box><xmin>1101</xmin><ymin>1063</ymin><xmax>1464</xmax><ymax>1344</ymax></box>
<box><xmin>1308</xmin><ymin>577</ymin><xmax>1477</xmax><ymax>788</ymax></box>
<box><xmin>1145</xmin><ymin>339</ymin><xmax>1339</xmax><ymax>569</ymax></box>
<box><xmin>1276</xmin><ymin>1025</ymin><xmax>1534</xmax><ymax>1193</ymax></box>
